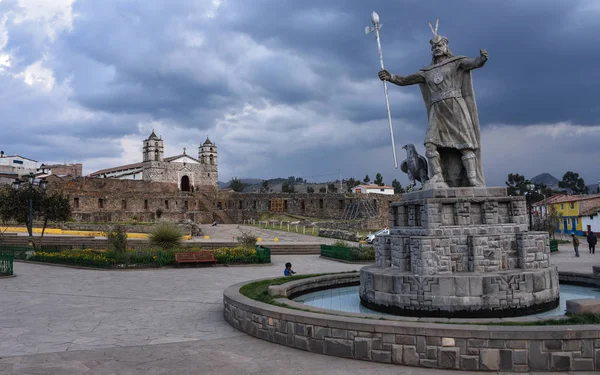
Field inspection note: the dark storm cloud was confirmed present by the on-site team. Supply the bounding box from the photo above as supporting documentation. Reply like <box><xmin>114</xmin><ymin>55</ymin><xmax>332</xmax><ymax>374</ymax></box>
<box><xmin>1</xmin><ymin>0</ymin><xmax>599</xmax><ymax>186</ymax></box>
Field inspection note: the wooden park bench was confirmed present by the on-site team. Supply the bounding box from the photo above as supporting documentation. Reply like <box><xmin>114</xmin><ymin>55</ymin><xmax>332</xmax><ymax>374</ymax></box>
<box><xmin>174</xmin><ymin>251</ymin><xmax>216</xmax><ymax>266</ymax></box>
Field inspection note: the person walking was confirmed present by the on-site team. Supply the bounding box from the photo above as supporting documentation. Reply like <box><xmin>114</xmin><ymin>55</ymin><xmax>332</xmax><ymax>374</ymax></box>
<box><xmin>587</xmin><ymin>231</ymin><xmax>597</xmax><ymax>254</ymax></box>
<box><xmin>572</xmin><ymin>233</ymin><xmax>580</xmax><ymax>257</ymax></box>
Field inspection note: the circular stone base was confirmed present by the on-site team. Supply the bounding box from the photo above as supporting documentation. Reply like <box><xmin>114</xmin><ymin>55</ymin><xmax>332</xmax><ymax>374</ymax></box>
<box><xmin>359</xmin><ymin>265</ymin><xmax>560</xmax><ymax>318</ymax></box>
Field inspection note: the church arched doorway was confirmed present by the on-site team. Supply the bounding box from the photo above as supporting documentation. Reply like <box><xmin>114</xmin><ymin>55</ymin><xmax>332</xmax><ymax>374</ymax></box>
<box><xmin>181</xmin><ymin>175</ymin><xmax>191</xmax><ymax>192</ymax></box>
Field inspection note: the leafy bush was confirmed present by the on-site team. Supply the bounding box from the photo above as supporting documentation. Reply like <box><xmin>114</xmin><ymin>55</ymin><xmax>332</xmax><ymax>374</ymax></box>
<box><xmin>333</xmin><ymin>240</ymin><xmax>349</xmax><ymax>248</ymax></box>
<box><xmin>237</xmin><ymin>231</ymin><xmax>257</xmax><ymax>250</ymax></box>
<box><xmin>213</xmin><ymin>246</ymin><xmax>257</xmax><ymax>264</ymax></box>
<box><xmin>31</xmin><ymin>249</ymin><xmax>116</xmax><ymax>267</ymax></box>
<box><xmin>350</xmin><ymin>246</ymin><xmax>375</xmax><ymax>261</ymax></box>
<box><xmin>149</xmin><ymin>223</ymin><xmax>182</xmax><ymax>249</ymax></box>
<box><xmin>105</xmin><ymin>225</ymin><xmax>128</xmax><ymax>253</ymax></box>
<box><xmin>30</xmin><ymin>248</ymin><xmax>178</xmax><ymax>268</ymax></box>
<box><xmin>155</xmin><ymin>208</ymin><xmax>163</xmax><ymax>219</ymax></box>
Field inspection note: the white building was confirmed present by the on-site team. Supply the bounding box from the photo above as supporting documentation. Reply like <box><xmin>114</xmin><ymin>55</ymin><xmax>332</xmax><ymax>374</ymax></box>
<box><xmin>89</xmin><ymin>131</ymin><xmax>218</xmax><ymax>192</ymax></box>
<box><xmin>581</xmin><ymin>206</ymin><xmax>600</xmax><ymax>235</ymax></box>
<box><xmin>0</xmin><ymin>151</ymin><xmax>37</xmax><ymax>177</ymax></box>
<box><xmin>351</xmin><ymin>184</ymin><xmax>395</xmax><ymax>195</ymax></box>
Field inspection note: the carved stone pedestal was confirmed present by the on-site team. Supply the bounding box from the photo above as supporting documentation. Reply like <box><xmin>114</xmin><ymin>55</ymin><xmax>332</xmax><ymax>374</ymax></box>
<box><xmin>359</xmin><ymin>187</ymin><xmax>559</xmax><ymax>318</ymax></box>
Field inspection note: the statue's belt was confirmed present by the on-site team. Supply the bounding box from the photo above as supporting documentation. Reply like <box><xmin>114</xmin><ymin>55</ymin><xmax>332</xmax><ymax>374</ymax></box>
<box><xmin>430</xmin><ymin>89</ymin><xmax>462</xmax><ymax>104</ymax></box>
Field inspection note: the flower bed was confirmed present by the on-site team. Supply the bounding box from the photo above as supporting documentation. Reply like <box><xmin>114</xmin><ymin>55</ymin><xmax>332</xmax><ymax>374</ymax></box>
<box><xmin>24</xmin><ymin>245</ymin><xmax>270</xmax><ymax>268</ymax></box>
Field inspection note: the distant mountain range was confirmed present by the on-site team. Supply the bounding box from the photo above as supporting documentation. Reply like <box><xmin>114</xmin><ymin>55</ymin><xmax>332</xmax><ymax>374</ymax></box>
<box><xmin>529</xmin><ymin>173</ymin><xmax>598</xmax><ymax>194</ymax></box>
<box><xmin>529</xmin><ymin>173</ymin><xmax>560</xmax><ymax>190</ymax></box>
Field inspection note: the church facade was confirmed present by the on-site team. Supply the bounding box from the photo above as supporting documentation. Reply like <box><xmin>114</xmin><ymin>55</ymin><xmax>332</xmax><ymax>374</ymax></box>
<box><xmin>89</xmin><ymin>131</ymin><xmax>218</xmax><ymax>192</ymax></box>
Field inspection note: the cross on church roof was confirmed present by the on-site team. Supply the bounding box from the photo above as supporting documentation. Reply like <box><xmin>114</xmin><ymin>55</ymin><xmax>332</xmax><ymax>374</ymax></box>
<box><xmin>183</xmin><ymin>147</ymin><xmax>187</xmax><ymax>155</ymax></box>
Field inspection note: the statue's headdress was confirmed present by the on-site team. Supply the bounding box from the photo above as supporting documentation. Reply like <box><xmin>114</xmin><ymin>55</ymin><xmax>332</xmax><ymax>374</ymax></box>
<box><xmin>428</xmin><ymin>19</ymin><xmax>448</xmax><ymax>45</ymax></box>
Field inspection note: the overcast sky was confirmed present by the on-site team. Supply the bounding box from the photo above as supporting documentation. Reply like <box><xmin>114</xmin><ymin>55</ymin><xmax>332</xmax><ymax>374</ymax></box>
<box><xmin>1</xmin><ymin>0</ymin><xmax>599</xmax><ymax>187</ymax></box>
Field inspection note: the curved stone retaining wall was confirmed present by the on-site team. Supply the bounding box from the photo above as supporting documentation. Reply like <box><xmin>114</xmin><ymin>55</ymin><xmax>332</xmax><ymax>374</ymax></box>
<box><xmin>224</xmin><ymin>277</ymin><xmax>600</xmax><ymax>372</ymax></box>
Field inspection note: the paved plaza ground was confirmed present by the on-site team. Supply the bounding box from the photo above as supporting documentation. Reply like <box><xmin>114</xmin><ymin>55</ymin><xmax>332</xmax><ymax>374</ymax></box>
<box><xmin>0</xmin><ymin>230</ymin><xmax>598</xmax><ymax>374</ymax></box>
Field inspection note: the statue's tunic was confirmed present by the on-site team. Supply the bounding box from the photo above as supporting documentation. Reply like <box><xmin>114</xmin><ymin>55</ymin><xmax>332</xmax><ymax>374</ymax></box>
<box><xmin>389</xmin><ymin>54</ymin><xmax>487</xmax><ymax>185</ymax></box>
<box><xmin>419</xmin><ymin>58</ymin><xmax>478</xmax><ymax>150</ymax></box>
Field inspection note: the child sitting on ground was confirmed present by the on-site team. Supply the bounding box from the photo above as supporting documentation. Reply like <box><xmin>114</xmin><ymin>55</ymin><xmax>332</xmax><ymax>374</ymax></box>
<box><xmin>284</xmin><ymin>262</ymin><xmax>296</xmax><ymax>276</ymax></box>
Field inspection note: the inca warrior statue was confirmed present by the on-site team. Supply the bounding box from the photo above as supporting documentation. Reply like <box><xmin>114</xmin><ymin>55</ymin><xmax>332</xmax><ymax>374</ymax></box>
<box><xmin>379</xmin><ymin>20</ymin><xmax>488</xmax><ymax>188</ymax></box>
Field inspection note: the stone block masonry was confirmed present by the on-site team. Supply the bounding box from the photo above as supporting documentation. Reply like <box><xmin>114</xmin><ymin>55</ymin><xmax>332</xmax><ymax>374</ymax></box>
<box><xmin>48</xmin><ymin>177</ymin><xmax>214</xmax><ymax>224</ymax></box>
<box><xmin>224</xmin><ymin>280</ymin><xmax>600</xmax><ymax>372</ymax></box>
<box><xmin>363</xmin><ymin>187</ymin><xmax>559</xmax><ymax>318</ymax></box>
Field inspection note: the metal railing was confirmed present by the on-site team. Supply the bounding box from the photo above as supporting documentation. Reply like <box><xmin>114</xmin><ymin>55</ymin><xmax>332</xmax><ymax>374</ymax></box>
<box><xmin>0</xmin><ymin>247</ymin><xmax>15</xmax><ymax>276</ymax></box>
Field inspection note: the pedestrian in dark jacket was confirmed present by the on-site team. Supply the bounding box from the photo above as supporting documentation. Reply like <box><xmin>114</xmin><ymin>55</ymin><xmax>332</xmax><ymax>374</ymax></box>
<box><xmin>572</xmin><ymin>234</ymin><xmax>580</xmax><ymax>257</ymax></box>
<box><xmin>587</xmin><ymin>231</ymin><xmax>597</xmax><ymax>254</ymax></box>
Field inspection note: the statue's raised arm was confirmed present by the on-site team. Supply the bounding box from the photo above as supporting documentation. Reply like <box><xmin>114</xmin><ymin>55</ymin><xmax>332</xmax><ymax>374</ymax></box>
<box><xmin>378</xmin><ymin>70</ymin><xmax>425</xmax><ymax>86</ymax></box>
<box><xmin>459</xmin><ymin>49</ymin><xmax>489</xmax><ymax>71</ymax></box>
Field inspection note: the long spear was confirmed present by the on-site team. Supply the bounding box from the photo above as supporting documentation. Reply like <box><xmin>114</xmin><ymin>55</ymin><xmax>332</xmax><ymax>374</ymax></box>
<box><xmin>365</xmin><ymin>11</ymin><xmax>398</xmax><ymax>169</ymax></box>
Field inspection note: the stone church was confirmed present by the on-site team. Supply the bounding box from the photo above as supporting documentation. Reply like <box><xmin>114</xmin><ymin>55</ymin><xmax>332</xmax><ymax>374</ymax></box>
<box><xmin>89</xmin><ymin>131</ymin><xmax>218</xmax><ymax>192</ymax></box>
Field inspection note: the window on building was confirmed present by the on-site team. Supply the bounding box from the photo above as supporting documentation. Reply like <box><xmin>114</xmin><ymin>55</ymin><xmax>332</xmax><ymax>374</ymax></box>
<box><xmin>319</xmin><ymin>199</ymin><xmax>324</xmax><ymax>209</ymax></box>
<box><xmin>98</xmin><ymin>199</ymin><xmax>104</xmax><ymax>209</ymax></box>
<box><xmin>561</xmin><ymin>204</ymin><xmax>564</xmax><ymax>210</ymax></box>
<box><xmin>209</xmin><ymin>155</ymin><xmax>214</xmax><ymax>165</ymax></box>
<box><xmin>144</xmin><ymin>200</ymin><xmax>149</xmax><ymax>210</ymax></box>
<box><xmin>74</xmin><ymin>198</ymin><xmax>79</xmax><ymax>209</ymax></box>
<box><xmin>380</xmin><ymin>188</ymin><xmax>385</xmax><ymax>192</ymax></box>
<box><xmin>165</xmin><ymin>200</ymin><xmax>169</xmax><ymax>209</ymax></box>
<box><xmin>301</xmin><ymin>200</ymin><xmax>305</xmax><ymax>210</ymax></box>
<box><xmin>339</xmin><ymin>200</ymin><xmax>344</xmax><ymax>209</ymax></box>
<box><xmin>253</xmin><ymin>201</ymin><xmax>257</xmax><ymax>209</ymax></box>
<box><xmin>239</xmin><ymin>200</ymin><xmax>243</xmax><ymax>209</ymax></box>
<box><xmin>121</xmin><ymin>200</ymin><xmax>127</xmax><ymax>209</ymax></box>
<box><xmin>570</xmin><ymin>202</ymin><xmax>575</xmax><ymax>209</ymax></box>
<box><xmin>208</xmin><ymin>173</ymin><xmax>210</xmax><ymax>177</ymax></box>
<box><xmin>154</xmin><ymin>149</ymin><xmax>159</xmax><ymax>161</ymax></box>
<box><xmin>184</xmin><ymin>201</ymin><xmax>188</xmax><ymax>209</ymax></box>
<box><xmin>284</xmin><ymin>200</ymin><xmax>288</xmax><ymax>210</ymax></box>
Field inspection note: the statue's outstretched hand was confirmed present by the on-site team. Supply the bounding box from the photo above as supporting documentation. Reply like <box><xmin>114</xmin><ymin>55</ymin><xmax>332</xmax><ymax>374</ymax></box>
<box><xmin>378</xmin><ymin>70</ymin><xmax>391</xmax><ymax>81</ymax></box>
<box><xmin>480</xmin><ymin>49</ymin><xmax>489</xmax><ymax>60</ymax></box>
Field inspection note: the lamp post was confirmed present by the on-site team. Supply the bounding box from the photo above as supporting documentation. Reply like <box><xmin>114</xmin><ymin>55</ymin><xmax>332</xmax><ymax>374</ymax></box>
<box><xmin>12</xmin><ymin>173</ymin><xmax>47</xmax><ymax>246</ymax></box>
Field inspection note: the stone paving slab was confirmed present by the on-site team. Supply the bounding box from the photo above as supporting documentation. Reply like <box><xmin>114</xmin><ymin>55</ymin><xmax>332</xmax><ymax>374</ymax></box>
<box><xmin>0</xmin><ymin>242</ymin><xmax>596</xmax><ymax>374</ymax></box>
<box><xmin>190</xmin><ymin>224</ymin><xmax>355</xmax><ymax>244</ymax></box>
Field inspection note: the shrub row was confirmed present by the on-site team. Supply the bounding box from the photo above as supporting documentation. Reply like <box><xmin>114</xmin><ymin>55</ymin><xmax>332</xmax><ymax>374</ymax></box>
<box><xmin>320</xmin><ymin>241</ymin><xmax>375</xmax><ymax>262</ymax></box>
<box><xmin>26</xmin><ymin>245</ymin><xmax>270</xmax><ymax>268</ymax></box>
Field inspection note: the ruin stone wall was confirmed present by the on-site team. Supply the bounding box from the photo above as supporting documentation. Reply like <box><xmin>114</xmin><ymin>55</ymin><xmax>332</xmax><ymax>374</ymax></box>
<box><xmin>220</xmin><ymin>192</ymin><xmax>402</xmax><ymax>229</ymax></box>
<box><xmin>49</xmin><ymin>177</ymin><xmax>213</xmax><ymax>224</ymax></box>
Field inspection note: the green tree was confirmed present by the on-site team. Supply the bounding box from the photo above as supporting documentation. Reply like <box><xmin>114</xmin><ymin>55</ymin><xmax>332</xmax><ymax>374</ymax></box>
<box><xmin>229</xmin><ymin>177</ymin><xmax>247</xmax><ymax>192</ymax></box>
<box><xmin>363</xmin><ymin>175</ymin><xmax>370</xmax><ymax>184</ymax></box>
<box><xmin>559</xmin><ymin>171</ymin><xmax>588</xmax><ymax>195</ymax></box>
<box><xmin>281</xmin><ymin>181</ymin><xmax>295</xmax><ymax>193</ymax></box>
<box><xmin>533</xmin><ymin>204</ymin><xmax>562</xmax><ymax>239</ymax></box>
<box><xmin>344</xmin><ymin>178</ymin><xmax>360</xmax><ymax>192</ymax></box>
<box><xmin>374</xmin><ymin>173</ymin><xmax>384</xmax><ymax>186</ymax></box>
<box><xmin>38</xmin><ymin>192</ymin><xmax>72</xmax><ymax>243</ymax></box>
<box><xmin>327</xmin><ymin>183</ymin><xmax>337</xmax><ymax>193</ymax></box>
<box><xmin>261</xmin><ymin>180</ymin><xmax>269</xmax><ymax>192</ymax></box>
<box><xmin>0</xmin><ymin>186</ymin><xmax>71</xmax><ymax>246</ymax></box>
<box><xmin>391</xmin><ymin>179</ymin><xmax>405</xmax><ymax>194</ymax></box>
<box><xmin>505</xmin><ymin>173</ymin><xmax>531</xmax><ymax>196</ymax></box>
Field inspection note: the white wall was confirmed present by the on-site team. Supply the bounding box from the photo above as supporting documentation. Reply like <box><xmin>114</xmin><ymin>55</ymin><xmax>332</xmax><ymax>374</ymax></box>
<box><xmin>0</xmin><ymin>156</ymin><xmax>37</xmax><ymax>176</ymax></box>
<box><xmin>581</xmin><ymin>214</ymin><xmax>600</xmax><ymax>234</ymax></box>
